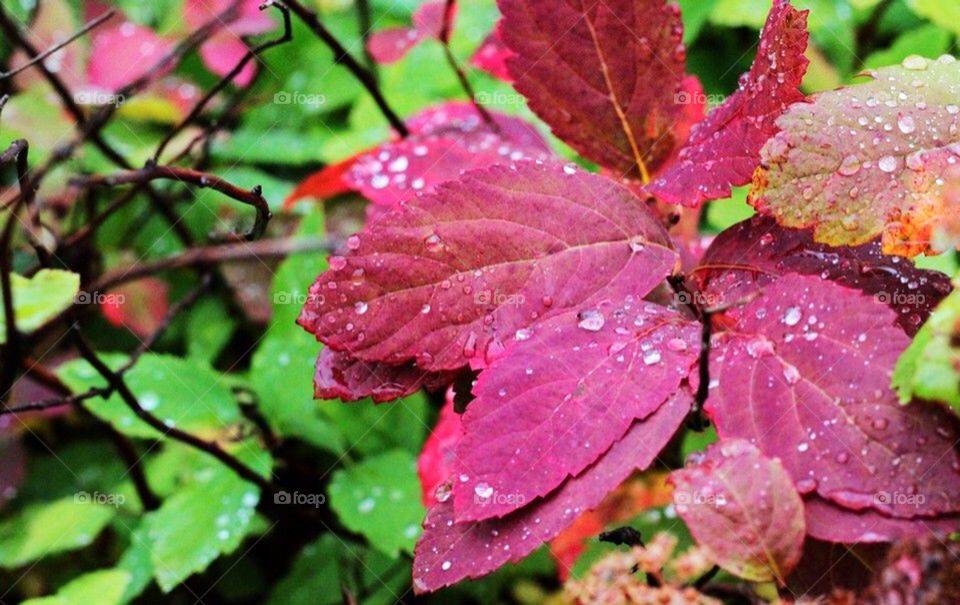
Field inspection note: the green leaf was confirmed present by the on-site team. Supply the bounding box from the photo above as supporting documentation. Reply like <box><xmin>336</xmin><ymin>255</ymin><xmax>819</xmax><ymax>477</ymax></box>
<box><xmin>267</xmin><ymin>534</ymin><xmax>408</xmax><ymax>605</ymax></box>
<box><xmin>21</xmin><ymin>570</ymin><xmax>131</xmax><ymax>605</ymax></box>
<box><xmin>328</xmin><ymin>450</ymin><xmax>425</xmax><ymax>558</ymax></box>
<box><xmin>0</xmin><ymin>497</ymin><xmax>116</xmax><ymax>568</ymax></box>
<box><xmin>863</xmin><ymin>24</ymin><xmax>951</xmax><ymax>70</ymax></box>
<box><xmin>185</xmin><ymin>297</ymin><xmax>235</xmax><ymax>362</ymax></box>
<box><xmin>908</xmin><ymin>0</ymin><xmax>960</xmax><ymax>36</ymax></box>
<box><xmin>893</xmin><ymin>287</ymin><xmax>960</xmax><ymax>408</ymax></box>
<box><xmin>141</xmin><ymin>449</ymin><xmax>269</xmax><ymax>592</ymax></box>
<box><xmin>0</xmin><ymin>269</ymin><xmax>79</xmax><ymax>344</ymax></box>
<box><xmin>57</xmin><ymin>353</ymin><xmax>242</xmax><ymax>440</ymax></box>
<box><xmin>678</xmin><ymin>0</ymin><xmax>719</xmax><ymax>42</ymax></box>
<box><xmin>115</xmin><ymin>525</ymin><xmax>155</xmax><ymax>603</ymax></box>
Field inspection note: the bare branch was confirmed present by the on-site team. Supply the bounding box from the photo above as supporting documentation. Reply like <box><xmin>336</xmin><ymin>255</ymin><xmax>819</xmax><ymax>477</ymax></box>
<box><xmin>71</xmin><ymin>164</ymin><xmax>272</xmax><ymax>240</ymax></box>
<box><xmin>0</xmin><ymin>9</ymin><xmax>116</xmax><ymax>80</ymax></box>
<box><xmin>280</xmin><ymin>0</ymin><xmax>410</xmax><ymax>136</ymax></box>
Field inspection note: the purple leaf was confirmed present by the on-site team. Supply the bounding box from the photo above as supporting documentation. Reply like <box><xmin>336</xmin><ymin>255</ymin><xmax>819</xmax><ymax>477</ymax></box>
<box><xmin>671</xmin><ymin>439</ymin><xmax>805</xmax><ymax>583</ymax></box>
<box><xmin>694</xmin><ymin>216</ymin><xmax>952</xmax><ymax>335</ymax></box>
<box><xmin>647</xmin><ymin>0</ymin><xmax>809</xmax><ymax>207</ymax></box>
<box><xmin>498</xmin><ymin>0</ymin><xmax>694</xmax><ymax>181</ymax></box>
<box><xmin>804</xmin><ymin>496</ymin><xmax>960</xmax><ymax>544</ymax></box>
<box><xmin>313</xmin><ymin>348</ymin><xmax>452</xmax><ymax>403</ymax></box>
<box><xmin>452</xmin><ymin>302</ymin><xmax>699</xmax><ymax>521</ymax></box>
<box><xmin>299</xmin><ymin>161</ymin><xmax>679</xmax><ymax>372</ymax></box>
<box><xmin>412</xmin><ymin>390</ymin><xmax>690</xmax><ymax>593</ymax></box>
<box><xmin>706</xmin><ymin>274</ymin><xmax>960</xmax><ymax>519</ymax></box>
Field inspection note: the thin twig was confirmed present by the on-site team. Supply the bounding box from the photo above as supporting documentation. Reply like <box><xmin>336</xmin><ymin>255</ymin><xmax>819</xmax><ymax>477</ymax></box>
<box><xmin>435</xmin><ymin>0</ymin><xmax>497</xmax><ymax>129</ymax></box>
<box><xmin>153</xmin><ymin>2</ymin><xmax>293</xmax><ymax>162</ymax></box>
<box><xmin>280</xmin><ymin>0</ymin><xmax>409</xmax><ymax>136</ymax></box>
<box><xmin>0</xmin><ymin>10</ymin><xmax>116</xmax><ymax>80</ymax></box>
<box><xmin>71</xmin><ymin>164</ymin><xmax>272</xmax><ymax>240</ymax></box>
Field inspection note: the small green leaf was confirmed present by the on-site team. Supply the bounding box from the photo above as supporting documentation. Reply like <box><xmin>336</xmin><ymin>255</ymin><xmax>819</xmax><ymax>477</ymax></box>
<box><xmin>0</xmin><ymin>269</ymin><xmax>79</xmax><ymax>344</ymax></box>
<box><xmin>893</xmin><ymin>288</ymin><xmax>960</xmax><ymax>408</ymax></box>
<box><xmin>0</xmin><ymin>497</ymin><xmax>116</xmax><ymax>568</ymax></box>
<box><xmin>267</xmin><ymin>534</ymin><xmax>407</xmax><ymax>605</ymax></box>
<box><xmin>57</xmin><ymin>353</ymin><xmax>242</xmax><ymax>440</ymax></box>
<box><xmin>329</xmin><ymin>450</ymin><xmax>425</xmax><ymax>558</ymax></box>
<box><xmin>863</xmin><ymin>24</ymin><xmax>951</xmax><ymax>70</ymax></box>
<box><xmin>21</xmin><ymin>569</ymin><xmax>131</xmax><ymax>605</ymax></box>
<box><xmin>141</xmin><ymin>450</ymin><xmax>268</xmax><ymax>592</ymax></box>
<box><xmin>908</xmin><ymin>0</ymin><xmax>960</xmax><ymax>37</ymax></box>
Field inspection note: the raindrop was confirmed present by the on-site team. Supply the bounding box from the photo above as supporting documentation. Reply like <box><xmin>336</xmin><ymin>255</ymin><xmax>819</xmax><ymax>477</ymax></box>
<box><xmin>577</xmin><ymin>309</ymin><xmax>605</xmax><ymax>332</ymax></box>
<box><xmin>781</xmin><ymin>306</ymin><xmax>802</xmax><ymax>326</ymax></box>
<box><xmin>878</xmin><ymin>155</ymin><xmax>898</xmax><ymax>173</ymax></box>
<box><xmin>474</xmin><ymin>483</ymin><xmax>494</xmax><ymax>499</ymax></box>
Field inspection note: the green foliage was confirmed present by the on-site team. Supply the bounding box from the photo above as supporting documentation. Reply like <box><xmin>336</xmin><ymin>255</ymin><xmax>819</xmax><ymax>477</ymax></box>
<box><xmin>0</xmin><ymin>269</ymin><xmax>79</xmax><ymax>343</ymax></box>
<box><xmin>0</xmin><ymin>497</ymin><xmax>116</xmax><ymax>568</ymax></box>
<box><xmin>21</xmin><ymin>570</ymin><xmax>132</xmax><ymax>605</ymax></box>
<box><xmin>893</xmin><ymin>286</ymin><xmax>960</xmax><ymax>408</ymax></box>
<box><xmin>329</xmin><ymin>450</ymin><xmax>425</xmax><ymax>557</ymax></box>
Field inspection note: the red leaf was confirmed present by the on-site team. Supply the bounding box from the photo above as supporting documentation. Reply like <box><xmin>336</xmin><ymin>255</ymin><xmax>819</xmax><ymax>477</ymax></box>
<box><xmin>694</xmin><ymin>216</ymin><xmax>951</xmax><ymax>335</ymax></box>
<box><xmin>411</xmin><ymin>0</ymin><xmax>453</xmax><ymax>40</ymax></box>
<box><xmin>297</xmin><ymin>161</ymin><xmax>679</xmax><ymax>372</ymax></box>
<box><xmin>804</xmin><ymin>497</ymin><xmax>960</xmax><ymax>544</ymax></box>
<box><xmin>100</xmin><ymin>277</ymin><xmax>169</xmax><ymax>339</ymax></box>
<box><xmin>87</xmin><ymin>21</ymin><xmax>177</xmax><ymax>92</ymax></box>
<box><xmin>199</xmin><ymin>33</ymin><xmax>258</xmax><ymax>86</ymax></box>
<box><xmin>706</xmin><ymin>274</ymin><xmax>960</xmax><ymax>520</ymax></box>
<box><xmin>470</xmin><ymin>24</ymin><xmax>511</xmax><ymax>81</ymax></box>
<box><xmin>282</xmin><ymin>153</ymin><xmax>360</xmax><ymax>207</ymax></box>
<box><xmin>418</xmin><ymin>393</ymin><xmax>463</xmax><ymax>506</ymax></box>
<box><xmin>452</xmin><ymin>303</ymin><xmax>699</xmax><ymax>521</ymax></box>
<box><xmin>367</xmin><ymin>27</ymin><xmax>422</xmax><ymax>64</ymax></box>
<box><xmin>671</xmin><ymin>440</ymin><xmax>805</xmax><ymax>583</ymax></box>
<box><xmin>313</xmin><ymin>347</ymin><xmax>452</xmax><ymax>403</ymax></box>
<box><xmin>344</xmin><ymin>102</ymin><xmax>550</xmax><ymax>207</ymax></box>
<box><xmin>647</xmin><ymin>0</ymin><xmax>809</xmax><ymax>207</ymax></box>
<box><xmin>498</xmin><ymin>0</ymin><xmax>691</xmax><ymax>180</ymax></box>
<box><xmin>412</xmin><ymin>390</ymin><xmax>690</xmax><ymax>593</ymax></box>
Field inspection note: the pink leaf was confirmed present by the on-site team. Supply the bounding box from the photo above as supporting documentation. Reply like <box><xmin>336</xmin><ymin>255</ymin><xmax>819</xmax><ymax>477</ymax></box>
<box><xmin>183</xmin><ymin>0</ymin><xmax>273</xmax><ymax>33</ymax></box>
<box><xmin>412</xmin><ymin>0</ymin><xmax>453</xmax><ymax>40</ymax></box>
<box><xmin>470</xmin><ymin>25</ymin><xmax>512</xmax><ymax>81</ymax></box>
<box><xmin>804</xmin><ymin>497</ymin><xmax>960</xmax><ymax>544</ymax></box>
<box><xmin>100</xmin><ymin>277</ymin><xmax>169</xmax><ymax>339</ymax></box>
<box><xmin>313</xmin><ymin>347</ymin><xmax>452</xmax><ymax>403</ymax></box>
<box><xmin>498</xmin><ymin>0</ymin><xmax>692</xmax><ymax>180</ymax></box>
<box><xmin>706</xmin><ymin>274</ymin><xmax>960</xmax><ymax>519</ymax></box>
<box><xmin>671</xmin><ymin>440</ymin><xmax>805</xmax><ymax>583</ymax></box>
<box><xmin>647</xmin><ymin>0</ymin><xmax>809</xmax><ymax>207</ymax></box>
<box><xmin>367</xmin><ymin>27</ymin><xmax>423</xmax><ymax>64</ymax></box>
<box><xmin>297</xmin><ymin>161</ymin><xmax>679</xmax><ymax>372</ymax></box>
<box><xmin>452</xmin><ymin>303</ymin><xmax>699</xmax><ymax>521</ymax></box>
<box><xmin>412</xmin><ymin>390</ymin><xmax>690</xmax><ymax>593</ymax></box>
<box><xmin>694</xmin><ymin>216</ymin><xmax>952</xmax><ymax>335</ymax></box>
<box><xmin>344</xmin><ymin>102</ymin><xmax>550</xmax><ymax>207</ymax></box>
<box><xmin>87</xmin><ymin>21</ymin><xmax>176</xmax><ymax>92</ymax></box>
<box><xmin>199</xmin><ymin>33</ymin><xmax>257</xmax><ymax>86</ymax></box>
<box><xmin>418</xmin><ymin>394</ymin><xmax>463</xmax><ymax>506</ymax></box>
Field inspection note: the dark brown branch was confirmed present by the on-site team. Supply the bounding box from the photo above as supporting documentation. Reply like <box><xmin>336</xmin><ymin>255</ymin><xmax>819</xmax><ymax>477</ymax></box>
<box><xmin>153</xmin><ymin>2</ymin><xmax>293</xmax><ymax>162</ymax></box>
<box><xmin>92</xmin><ymin>236</ymin><xmax>334</xmax><ymax>292</ymax></box>
<box><xmin>107</xmin><ymin>430</ymin><xmax>161</xmax><ymax>511</ymax></box>
<box><xmin>0</xmin><ymin>9</ymin><xmax>116</xmax><ymax>80</ymax></box>
<box><xmin>71</xmin><ymin>165</ymin><xmax>272</xmax><ymax>240</ymax></box>
<box><xmin>280</xmin><ymin>0</ymin><xmax>409</xmax><ymax>136</ymax></box>
<box><xmin>69</xmin><ymin>328</ymin><xmax>274</xmax><ymax>493</ymax></box>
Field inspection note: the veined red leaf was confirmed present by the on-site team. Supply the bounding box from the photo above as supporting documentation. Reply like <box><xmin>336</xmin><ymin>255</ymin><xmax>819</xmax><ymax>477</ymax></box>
<box><xmin>804</xmin><ymin>496</ymin><xmax>960</xmax><ymax>544</ymax></box>
<box><xmin>313</xmin><ymin>347</ymin><xmax>452</xmax><ymax>403</ymax></box>
<box><xmin>647</xmin><ymin>0</ymin><xmax>809</xmax><ymax>207</ymax></box>
<box><xmin>417</xmin><ymin>393</ymin><xmax>463</xmax><ymax>506</ymax></box>
<box><xmin>286</xmin><ymin>102</ymin><xmax>549</xmax><ymax>208</ymax></box>
<box><xmin>498</xmin><ymin>0</ymin><xmax>692</xmax><ymax>181</ymax></box>
<box><xmin>452</xmin><ymin>303</ymin><xmax>699</xmax><ymax>521</ymax></box>
<box><xmin>671</xmin><ymin>440</ymin><xmax>805</xmax><ymax>583</ymax></box>
<box><xmin>750</xmin><ymin>54</ymin><xmax>960</xmax><ymax>256</ymax></box>
<box><xmin>470</xmin><ymin>24</ymin><xmax>511</xmax><ymax>81</ymax></box>
<box><xmin>694</xmin><ymin>216</ymin><xmax>951</xmax><ymax>335</ymax></box>
<box><xmin>412</xmin><ymin>390</ymin><xmax>690</xmax><ymax>593</ymax></box>
<box><xmin>706</xmin><ymin>274</ymin><xmax>960</xmax><ymax>519</ymax></box>
<box><xmin>298</xmin><ymin>161</ymin><xmax>679</xmax><ymax>372</ymax></box>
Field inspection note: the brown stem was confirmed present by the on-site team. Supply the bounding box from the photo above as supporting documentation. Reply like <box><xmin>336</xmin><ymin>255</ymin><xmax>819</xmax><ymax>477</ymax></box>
<box><xmin>281</xmin><ymin>0</ymin><xmax>409</xmax><ymax>136</ymax></box>
<box><xmin>0</xmin><ymin>10</ymin><xmax>116</xmax><ymax>80</ymax></box>
<box><xmin>71</xmin><ymin>165</ymin><xmax>272</xmax><ymax>240</ymax></box>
